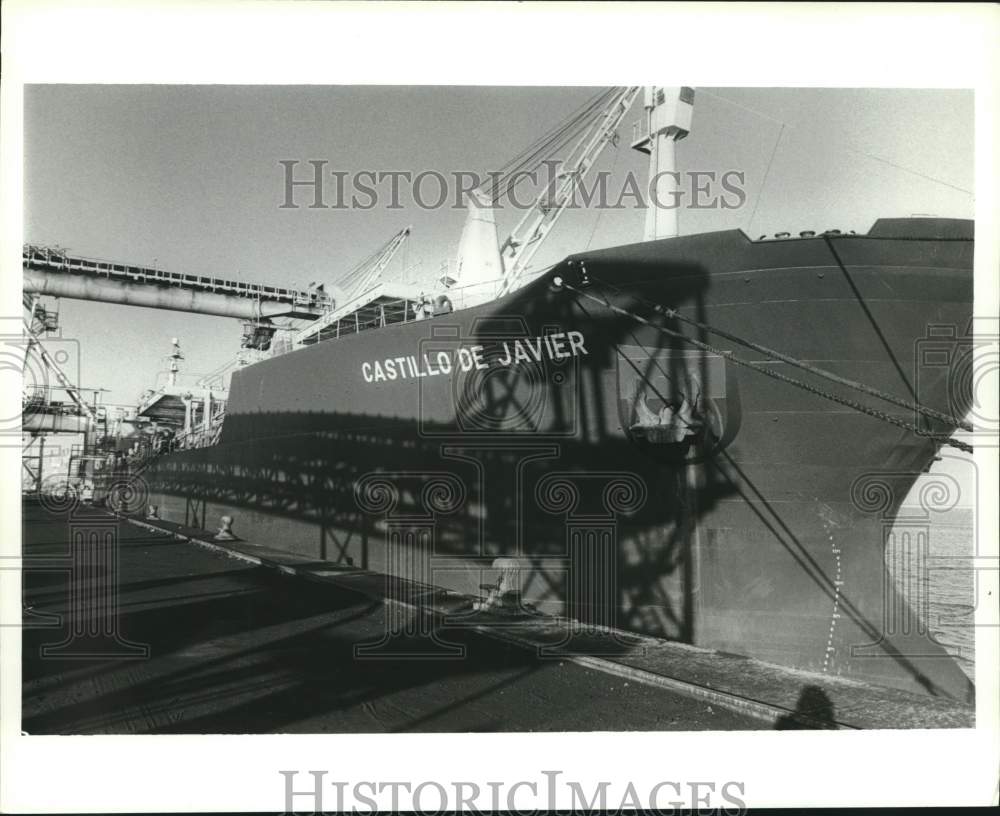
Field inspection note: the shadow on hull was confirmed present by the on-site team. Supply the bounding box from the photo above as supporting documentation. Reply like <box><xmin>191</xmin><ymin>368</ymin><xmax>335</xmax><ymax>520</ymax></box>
<box><xmin>137</xmin><ymin>222</ymin><xmax>975</xmax><ymax>703</ymax></box>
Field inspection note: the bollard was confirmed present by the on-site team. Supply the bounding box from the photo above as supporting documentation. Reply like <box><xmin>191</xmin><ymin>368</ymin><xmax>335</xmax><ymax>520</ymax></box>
<box><xmin>214</xmin><ymin>515</ymin><xmax>237</xmax><ymax>541</ymax></box>
<box><xmin>476</xmin><ymin>556</ymin><xmax>527</xmax><ymax>613</ymax></box>
<box><xmin>146</xmin><ymin>504</ymin><xmax>159</xmax><ymax>520</ymax></box>
<box><xmin>494</xmin><ymin>556</ymin><xmax>525</xmax><ymax>606</ymax></box>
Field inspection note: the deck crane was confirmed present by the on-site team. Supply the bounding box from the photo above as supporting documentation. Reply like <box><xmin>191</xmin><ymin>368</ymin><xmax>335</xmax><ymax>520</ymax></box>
<box><xmin>452</xmin><ymin>86</ymin><xmax>694</xmax><ymax>306</ymax></box>
<box><xmin>292</xmin><ymin>226</ymin><xmax>412</xmax><ymax>346</ymax></box>
<box><xmin>334</xmin><ymin>226</ymin><xmax>413</xmax><ymax>305</ymax></box>
<box><xmin>496</xmin><ymin>86</ymin><xmax>641</xmax><ymax>297</ymax></box>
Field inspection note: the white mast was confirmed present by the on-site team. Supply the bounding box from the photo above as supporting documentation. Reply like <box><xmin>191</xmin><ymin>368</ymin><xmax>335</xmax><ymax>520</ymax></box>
<box><xmin>168</xmin><ymin>337</ymin><xmax>183</xmax><ymax>386</ymax></box>
<box><xmin>631</xmin><ymin>87</ymin><xmax>694</xmax><ymax>240</ymax></box>
<box><xmin>451</xmin><ymin>194</ymin><xmax>504</xmax><ymax>307</ymax></box>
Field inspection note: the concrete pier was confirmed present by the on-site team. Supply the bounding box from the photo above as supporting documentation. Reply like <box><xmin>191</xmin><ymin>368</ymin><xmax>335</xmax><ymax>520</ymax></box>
<box><xmin>21</xmin><ymin>500</ymin><xmax>974</xmax><ymax>733</ymax></box>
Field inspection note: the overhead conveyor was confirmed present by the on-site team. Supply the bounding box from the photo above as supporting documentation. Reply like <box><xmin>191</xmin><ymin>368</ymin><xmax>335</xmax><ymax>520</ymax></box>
<box><xmin>22</xmin><ymin>246</ymin><xmax>334</xmax><ymax>321</ymax></box>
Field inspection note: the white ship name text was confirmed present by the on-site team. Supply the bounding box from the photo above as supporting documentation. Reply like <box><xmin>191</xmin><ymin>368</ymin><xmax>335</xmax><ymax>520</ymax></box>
<box><xmin>361</xmin><ymin>331</ymin><xmax>588</xmax><ymax>384</ymax></box>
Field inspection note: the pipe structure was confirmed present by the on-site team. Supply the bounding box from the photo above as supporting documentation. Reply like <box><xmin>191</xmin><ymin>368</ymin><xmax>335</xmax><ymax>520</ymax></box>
<box><xmin>23</xmin><ymin>269</ymin><xmax>319</xmax><ymax>320</ymax></box>
<box><xmin>22</xmin><ymin>413</ymin><xmax>92</xmax><ymax>434</ymax></box>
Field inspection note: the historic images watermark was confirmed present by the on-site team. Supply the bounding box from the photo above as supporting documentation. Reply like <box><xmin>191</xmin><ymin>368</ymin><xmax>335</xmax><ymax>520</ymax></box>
<box><xmin>27</xmin><ymin>483</ymin><xmax>150</xmax><ymax>659</ymax></box>
<box><xmin>914</xmin><ymin>317</ymin><xmax>999</xmax><ymax>446</ymax></box>
<box><xmin>1</xmin><ymin>328</ymin><xmax>80</xmax><ymax>446</ymax></box>
<box><xmin>345</xmin><ymin>308</ymin><xmax>737</xmax><ymax>658</ymax></box>
<box><xmin>280</xmin><ymin>769</ymin><xmax>747</xmax><ymax>814</ymax></box>
<box><xmin>10</xmin><ymin>315</ymin><xmax>150</xmax><ymax>658</ymax></box>
<box><xmin>278</xmin><ymin>160</ymin><xmax>747</xmax><ymax>212</ymax></box>
<box><xmin>849</xmin><ymin>460</ymin><xmax>981</xmax><ymax>662</ymax></box>
<box><xmin>840</xmin><ymin>319</ymin><xmax>997</xmax><ymax>665</ymax></box>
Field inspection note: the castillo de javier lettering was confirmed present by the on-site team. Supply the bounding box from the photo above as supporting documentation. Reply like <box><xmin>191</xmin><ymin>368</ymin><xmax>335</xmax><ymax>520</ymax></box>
<box><xmin>361</xmin><ymin>330</ymin><xmax>588</xmax><ymax>383</ymax></box>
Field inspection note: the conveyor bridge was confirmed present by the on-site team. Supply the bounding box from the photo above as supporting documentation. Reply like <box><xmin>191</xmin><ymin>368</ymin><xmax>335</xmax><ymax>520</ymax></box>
<box><xmin>23</xmin><ymin>246</ymin><xmax>333</xmax><ymax>321</ymax></box>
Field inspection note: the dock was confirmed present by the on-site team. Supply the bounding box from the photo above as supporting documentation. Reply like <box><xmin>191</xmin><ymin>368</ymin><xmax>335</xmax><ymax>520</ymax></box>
<box><xmin>21</xmin><ymin>500</ymin><xmax>974</xmax><ymax>734</ymax></box>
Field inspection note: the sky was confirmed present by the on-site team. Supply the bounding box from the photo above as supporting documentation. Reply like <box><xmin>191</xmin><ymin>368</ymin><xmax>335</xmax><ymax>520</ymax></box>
<box><xmin>24</xmin><ymin>86</ymin><xmax>974</xmax><ymax>409</ymax></box>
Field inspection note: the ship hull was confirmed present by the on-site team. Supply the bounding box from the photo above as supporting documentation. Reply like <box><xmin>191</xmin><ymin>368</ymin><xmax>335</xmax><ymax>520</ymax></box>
<box><xmin>141</xmin><ymin>218</ymin><xmax>975</xmax><ymax>703</ymax></box>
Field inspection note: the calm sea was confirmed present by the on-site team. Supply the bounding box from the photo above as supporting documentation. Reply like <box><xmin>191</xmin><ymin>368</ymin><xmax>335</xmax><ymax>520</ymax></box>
<box><xmin>888</xmin><ymin>506</ymin><xmax>977</xmax><ymax>682</ymax></box>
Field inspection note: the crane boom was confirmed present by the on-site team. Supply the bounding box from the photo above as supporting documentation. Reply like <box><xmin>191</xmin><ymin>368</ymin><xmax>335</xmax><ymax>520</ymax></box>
<box><xmin>292</xmin><ymin>226</ymin><xmax>412</xmax><ymax>346</ymax></box>
<box><xmin>334</xmin><ymin>226</ymin><xmax>412</xmax><ymax>304</ymax></box>
<box><xmin>496</xmin><ymin>86</ymin><xmax>641</xmax><ymax>297</ymax></box>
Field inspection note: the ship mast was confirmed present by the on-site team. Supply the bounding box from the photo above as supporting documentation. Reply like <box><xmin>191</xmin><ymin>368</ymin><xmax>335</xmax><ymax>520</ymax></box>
<box><xmin>630</xmin><ymin>87</ymin><xmax>695</xmax><ymax>240</ymax></box>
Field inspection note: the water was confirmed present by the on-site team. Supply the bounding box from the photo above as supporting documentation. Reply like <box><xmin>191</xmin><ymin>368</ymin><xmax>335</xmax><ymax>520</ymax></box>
<box><xmin>888</xmin><ymin>506</ymin><xmax>977</xmax><ymax>683</ymax></box>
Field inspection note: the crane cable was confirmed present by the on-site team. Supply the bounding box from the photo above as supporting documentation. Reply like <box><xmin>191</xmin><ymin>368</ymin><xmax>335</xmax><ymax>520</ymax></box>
<box><xmin>488</xmin><ymin>88</ymin><xmax>617</xmax><ymax>187</ymax></box>
<box><xmin>487</xmin><ymin>88</ymin><xmax>613</xmax><ymax>180</ymax></box>
<box><xmin>491</xmin><ymin>88</ymin><xmax>616</xmax><ymax>179</ymax></box>
<box><xmin>555</xmin><ymin>273</ymin><xmax>974</xmax><ymax>454</ymax></box>
<box><xmin>484</xmin><ymin>88</ymin><xmax>621</xmax><ymax>204</ymax></box>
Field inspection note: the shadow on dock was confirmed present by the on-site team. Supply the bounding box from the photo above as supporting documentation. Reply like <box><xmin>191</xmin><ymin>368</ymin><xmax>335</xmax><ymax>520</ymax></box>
<box><xmin>774</xmin><ymin>685</ymin><xmax>837</xmax><ymax>730</ymax></box>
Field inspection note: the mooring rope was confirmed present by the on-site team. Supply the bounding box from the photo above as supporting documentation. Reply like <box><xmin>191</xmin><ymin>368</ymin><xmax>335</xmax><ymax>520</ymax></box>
<box><xmin>584</xmin><ymin>270</ymin><xmax>973</xmax><ymax>433</ymax></box>
<box><xmin>555</xmin><ymin>275</ymin><xmax>973</xmax><ymax>454</ymax></box>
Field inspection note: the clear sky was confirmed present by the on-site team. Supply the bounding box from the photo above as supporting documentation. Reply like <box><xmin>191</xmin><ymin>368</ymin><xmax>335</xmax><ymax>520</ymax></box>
<box><xmin>24</xmin><ymin>86</ymin><xmax>974</xmax><ymax>408</ymax></box>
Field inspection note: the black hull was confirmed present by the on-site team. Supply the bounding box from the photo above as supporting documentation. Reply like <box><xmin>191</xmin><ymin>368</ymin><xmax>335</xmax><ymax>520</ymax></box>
<box><xmin>142</xmin><ymin>218</ymin><xmax>975</xmax><ymax>702</ymax></box>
